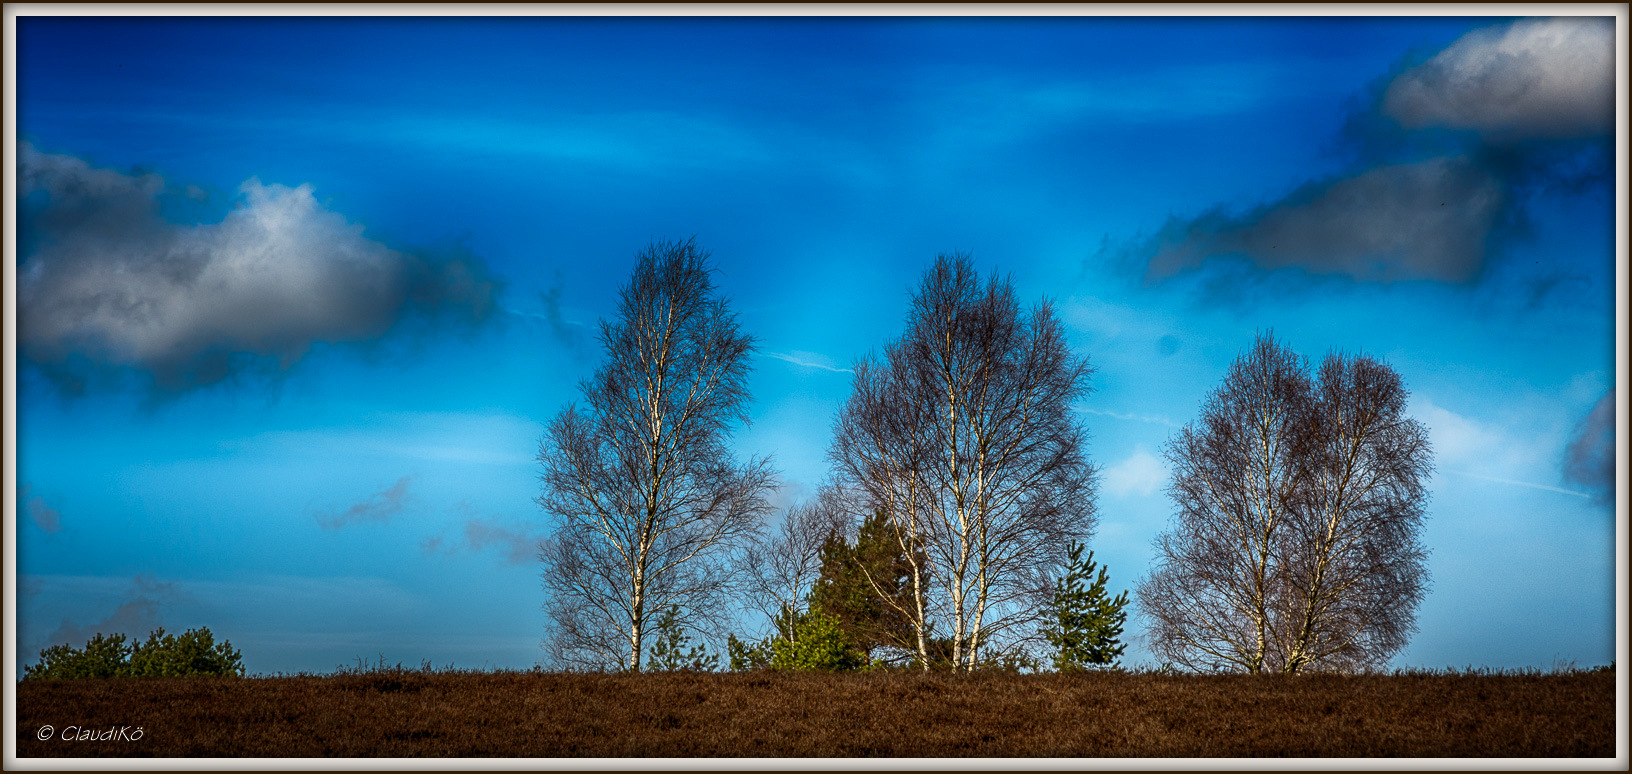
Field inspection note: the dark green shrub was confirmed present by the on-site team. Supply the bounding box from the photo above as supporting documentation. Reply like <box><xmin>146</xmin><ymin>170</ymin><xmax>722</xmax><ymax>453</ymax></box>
<box><xmin>21</xmin><ymin>627</ymin><xmax>243</xmax><ymax>680</ymax></box>
<box><xmin>23</xmin><ymin>633</ymin><xmax>132</xmax><ymax>680</ymax></box>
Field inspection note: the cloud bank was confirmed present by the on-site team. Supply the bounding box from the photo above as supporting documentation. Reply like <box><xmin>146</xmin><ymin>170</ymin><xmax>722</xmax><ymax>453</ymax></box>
<box><xmin>1120</xmin><ymin>17</ymin><xmax>1613</xmax><ymax>290</ymax></box>
<box><xmin>17</xmin><ymin>144</ymin><xmax>503</xmax><ymax>393</ymax></box>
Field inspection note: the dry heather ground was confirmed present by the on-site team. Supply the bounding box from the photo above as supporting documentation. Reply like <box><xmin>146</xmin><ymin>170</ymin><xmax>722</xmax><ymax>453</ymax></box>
<box><xmin>14</xmin><ymin>669</ymin><xmax>1617</xmax><ymax>758</ymax></box>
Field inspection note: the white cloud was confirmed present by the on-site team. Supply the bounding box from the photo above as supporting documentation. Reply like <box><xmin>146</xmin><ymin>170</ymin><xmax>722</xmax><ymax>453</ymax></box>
<box><xmin>1103</xmin><ymin>447</ymin><xmax>1167</xmax><ymax>498</ymax></box>
<box><xmin>1412</xmin><ymin>397</ymin><xmax>1540</xmax><ymax>475</ymax></box>
<box><xmin>1383</xmin><ymin>17</ymin><xmax>1614</xmax><ymax>139</ymax></box>
<box><xmin>18</xmin><ymin>144</ymin><xmax>500</xmax><ymax>391</ymax></box>
<box><xmin>1411</xmin><ymin>396</ymin><xmax>1587</xmax><ymax>499</ymax></box>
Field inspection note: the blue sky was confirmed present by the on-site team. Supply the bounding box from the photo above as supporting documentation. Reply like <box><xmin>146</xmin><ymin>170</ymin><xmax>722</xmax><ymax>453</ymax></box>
<box><xmin>8</xmin><ymin>12</ymin><xmax>1622</xmax><ymax>675</ymax></box>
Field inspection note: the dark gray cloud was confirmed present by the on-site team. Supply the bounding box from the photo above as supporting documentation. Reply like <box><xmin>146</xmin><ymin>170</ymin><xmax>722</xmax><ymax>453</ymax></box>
<box><xmin>17</xmin><ymin>143</ymin><xmax>503</xmax><ymax>394</ymax></box>
<box><xmin>1563</xmin><ymin>389</ymin><xmax>1615</xmax><ymax>505</ymax></box>
<box><xmin>1382</xmin><ymin>17</ymin><xmax>1614</xmax><ymax>140</ymax></box>
<box><xmin>1144</xmin><ymin>157</ymin><xmax>1504</xmax><ymax>284</ymax></box>
<box><xmin>421</xmin><ymin>502</ymin><xmax>543</xmax><ymax>565</ymax></box>
<box><xmin>316</xmin><ymin>477</ymin><xmax>413</xmax><ymax>530</ymax></box>
<box><xmin>26</xmin><ymin>491</ymin><xmax>64</xmax><ymax>535</ymax></box>
<box><xmin>45</xmin><ymin>574</ymin><xmax>175</xmax><ymax>648</ymax></box>
<box><xmin>1119</xmin><ymin>17</ymin><xmax>1612</xmax><ymax>292</ymax></box>
<box><xmin>463</xmin><ymin>518</ymin><xmax>540</xmax><ymax>566</ymax></box>
<box><xmin>538</xmin><ymin>271</ymin><xmax>586</xmax><ymax>350</ymax></box>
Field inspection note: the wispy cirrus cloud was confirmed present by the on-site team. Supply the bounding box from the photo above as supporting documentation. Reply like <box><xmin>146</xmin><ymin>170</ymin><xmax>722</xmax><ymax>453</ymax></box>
<box><xmin>1442</xmin><ymin>469</ymin><xmax>1590</xmax><ymax>499</ymax></box>
<box><xmin>766</xmin><ymin>350</ymin><xmax>853</xmax><ymax>374</ymax></box>
<box><xmin>223</xmin><ymin>412</ymin><xmax>538</xmax><ymax>468</ymax></box>
<box><xmin>1078</xmin><ymin>407</ymin><xmax>1180</xmax><ymax>429</ymax></box>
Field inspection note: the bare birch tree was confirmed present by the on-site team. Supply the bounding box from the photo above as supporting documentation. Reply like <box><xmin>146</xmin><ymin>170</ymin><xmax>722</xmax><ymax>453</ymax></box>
<box><xmin>829</xmin><ymin>357</ymin><xmax>936</xmax><ymax>668</ymax></box>
<box><xmin>1138</xmin><ymin>334</ymin><xmax>1309</xmax><ymax>673</ymax></box>
<box><xmin>741</xmin><ymin>491</ymin><xmax>844</xmax><ymax>641</ymax></box>
<box><xmin>1138</xmin><ymin>333</ymin><xmax>1431</xmax><ymax>674</ymax></box>
<box><xmin>831</xmin><ymin>253</ymin><xmax>1098</xmax><ymax>671</ymax></box>
<box><xmin>1271</xmin><ymin>351</ymin><xmax>1432</xmax><ymax>672</ymax></box>
<box><xmin>538</xmin><ymin>238</ymin><xmax>774</xmax><ymax>671</ymax></box>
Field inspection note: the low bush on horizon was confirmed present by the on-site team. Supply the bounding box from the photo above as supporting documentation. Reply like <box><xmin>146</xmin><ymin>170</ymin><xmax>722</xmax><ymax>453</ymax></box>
<box><xmin>22</xmin><ymin>627</ymin><xmax>244</xmax><ymax>681</ymax></box>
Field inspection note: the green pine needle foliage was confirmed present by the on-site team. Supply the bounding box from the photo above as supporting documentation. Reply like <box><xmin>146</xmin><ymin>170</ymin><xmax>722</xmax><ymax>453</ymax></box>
<box><xmin>806</xmin><ymin>508</ymin><xmax>922</xmax><ymax>664</ymax></box>
<box><xmin>647</xmin><ymin>606</ymin><xmax>720</xmax><ymax>672</ymax></box>
<box><xmin>1043</xmin><ymin>543</ymin><xmax>1130</xmax><ymax>672</ymax></box>
<box><xmin>727</xmin><ymin>632</ymin><xmax>774</xmax><ymax>671</ymax></box>
<box><xmin>23</xmin><ymin>627</ymin><xmax>244</xmax><ymax>680</ymax></box>
<box><xmin>729</xmin><ymin>603</ymin><xmax>869</xmax><ymax>672</ymax></box>
<box><xmin>768</xmin><ymin>607</ymin><xmax>868</xmax><ymax>672</ymax></box>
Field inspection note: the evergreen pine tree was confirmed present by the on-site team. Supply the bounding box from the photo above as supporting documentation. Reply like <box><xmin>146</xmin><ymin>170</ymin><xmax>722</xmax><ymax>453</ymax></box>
<box><xmin>1043</xmin><ymin>542</ymin><xmax>1130</xmax><ymax>671</ymax></box>
<box><xmin>807</xmin><ymin>508</ymin><xmax>920</xmax><ymax>663</ymax></box>
<box><xmin>647</xmin><ymin>606</ymin><xmax>720</xmax><ymax>672</ymax></box>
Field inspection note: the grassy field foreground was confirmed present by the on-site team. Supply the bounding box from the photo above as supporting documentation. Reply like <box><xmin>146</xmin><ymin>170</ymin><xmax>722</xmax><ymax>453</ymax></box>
<box><xmin>15</xmin><ymin>669</ymin><xmax>1617</xmax><ymax>757</ymax></box>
